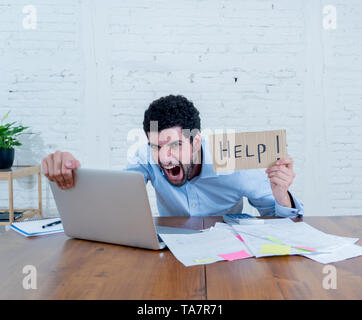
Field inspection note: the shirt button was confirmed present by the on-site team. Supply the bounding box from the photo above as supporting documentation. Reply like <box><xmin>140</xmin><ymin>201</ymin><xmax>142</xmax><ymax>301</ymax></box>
<box><xmin>192</xmin><ymin>203</ymin><xmax>196</xmax><ymax>208</ymax></box>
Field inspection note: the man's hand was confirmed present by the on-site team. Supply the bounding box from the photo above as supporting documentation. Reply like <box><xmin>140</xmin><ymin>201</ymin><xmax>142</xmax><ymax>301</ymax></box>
<box><xmin>42</xmin><ymin>151</ymin><xmax>80</xmax><ymax>190</ymax></box>
<box><xmin>265</xmin><ymin>158</ymin><xmax>295</xmax><ymax>208</ymax></box>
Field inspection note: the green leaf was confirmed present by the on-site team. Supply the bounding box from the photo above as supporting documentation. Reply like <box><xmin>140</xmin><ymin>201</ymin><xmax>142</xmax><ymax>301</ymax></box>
<box><xmin>0</xmin><ymin>111</ymin><xmax>32</xmax><ymax>148</ymax></box>
<box><xmin>1</xmin><ymin>110</ymin><xmax>11</xmax><ymax>123</ymax></box>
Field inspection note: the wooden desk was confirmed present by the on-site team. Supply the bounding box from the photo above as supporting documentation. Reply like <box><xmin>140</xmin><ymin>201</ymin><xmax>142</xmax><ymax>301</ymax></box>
<box><xmin>0</xmin><ymin>216</ymin><xmax>361</xmax><ymax>300</ymax></box>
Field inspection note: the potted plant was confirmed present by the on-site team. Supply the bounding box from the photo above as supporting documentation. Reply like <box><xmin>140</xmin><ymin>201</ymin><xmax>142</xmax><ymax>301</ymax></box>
<box><xmin>0</xmin><ymin>111</ymin><xmax>32</xmax><ymax>169</ymax></box>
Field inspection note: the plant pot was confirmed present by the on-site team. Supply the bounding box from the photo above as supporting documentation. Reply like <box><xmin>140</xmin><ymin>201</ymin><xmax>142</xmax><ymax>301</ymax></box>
<box><xmin>0</xmin><ymin>148</ymin><xmax>15</xmax><ymax>169</ymax></box>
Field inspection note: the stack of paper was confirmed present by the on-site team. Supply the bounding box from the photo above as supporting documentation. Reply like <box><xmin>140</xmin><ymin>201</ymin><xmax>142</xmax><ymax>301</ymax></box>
<box><xmin>11</xmin><ymin>218</ymin><xmax>64</xmax><ymax>237</ymax></box>
<box><xmin>233</xmin><ymin>220</ymin><xmax>362</xmax><ymax>264</ymax></box>
<box><xmin>159</xmin><ymin>218</ymin><xmax>362</xmax><ymax>266</ymax></box>
<box><xmin>159</xmin><ymin>227</ymin><xmax>252</xmax><ymax>267</ymax></box>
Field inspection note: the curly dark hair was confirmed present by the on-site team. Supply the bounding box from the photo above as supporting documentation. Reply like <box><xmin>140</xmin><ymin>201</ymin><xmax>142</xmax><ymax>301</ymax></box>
<box><xmin>143</xmin><ymin>95</ymin><xmax>201</xmax><ymax>140</ymax></box>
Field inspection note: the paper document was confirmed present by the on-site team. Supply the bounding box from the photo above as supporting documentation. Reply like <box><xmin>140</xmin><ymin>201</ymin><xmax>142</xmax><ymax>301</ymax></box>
<box><xmin>233</xmin><ymin>221</ymin><xmax>358</xmax><ymax>257</ymax></box>
<box><xmin>235</xmin><ymin>231</ymin><xmax>312</xmax><ymax>257</ymax></box>
<box><xmin>11</xmin><ymin>218</ymin><xmax>64</xmax><ymax>237</ymax></box>
<box><xmin>160</xmin><ymin>219</ymin><xmax>362</xmax><ymax>266</ymax></box>
<box><xmin>159</xmin><ymin>228</ymin><xmax>252</xmax><ymax>267</ymax></box>
<box><xmin>303</xmin><ymin>243</ymin><xmax>362</xmax><ymax>264</ymax></box>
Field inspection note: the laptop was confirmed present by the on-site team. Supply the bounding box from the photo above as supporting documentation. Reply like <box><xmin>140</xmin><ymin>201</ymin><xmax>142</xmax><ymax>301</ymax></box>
<box><xmin>49</xmin><ymin>168</ymin><xmax>198</xmax><ymax>250</ymax></box>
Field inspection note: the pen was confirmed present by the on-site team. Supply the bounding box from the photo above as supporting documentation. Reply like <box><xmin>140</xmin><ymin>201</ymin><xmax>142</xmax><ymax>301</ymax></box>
<box><xmin>42</xmin><ymin>220</ymin><xmax>62</xmax><ymax>229</ymax></box>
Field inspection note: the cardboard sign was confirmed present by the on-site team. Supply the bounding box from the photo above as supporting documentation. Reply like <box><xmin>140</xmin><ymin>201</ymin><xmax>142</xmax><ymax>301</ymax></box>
<box><xmin>209</xmin><ymin>130</ymin><xmax>287</xmax><ymax>172</ymax></box>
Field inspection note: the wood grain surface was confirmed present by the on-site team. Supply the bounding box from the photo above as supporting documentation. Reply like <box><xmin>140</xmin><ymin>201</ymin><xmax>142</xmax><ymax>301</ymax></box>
<box><xmin>0</xmin><ymin>217</ymin><xmax>204</xmax><ymax>300</ymax></box>
<box><xmin>204</xmin><ymin>216</ymin><xmax>362</xmax><ymax>299</ymax></box>
<box><xmin>0</xmin><ymin>216</ymin><xmax>361</xmax><ymax>300</ymax></box>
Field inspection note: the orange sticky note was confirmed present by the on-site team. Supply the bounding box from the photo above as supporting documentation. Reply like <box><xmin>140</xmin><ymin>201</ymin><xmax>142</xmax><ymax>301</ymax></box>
<box><xmin>218</xmin><ymin>250</ymin><xmax>252</xmax><ymax>261</ymax></box>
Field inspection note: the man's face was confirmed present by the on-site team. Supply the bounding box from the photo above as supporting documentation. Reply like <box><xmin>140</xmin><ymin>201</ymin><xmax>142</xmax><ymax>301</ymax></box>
<box><xmin>148</xmin><ymin>126</ymin><xmax>199</xmax><ymax>187</ymax></box>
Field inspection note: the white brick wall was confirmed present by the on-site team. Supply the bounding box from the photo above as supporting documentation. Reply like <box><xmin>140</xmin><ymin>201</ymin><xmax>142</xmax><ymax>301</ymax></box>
<box><xmin>0</xmin><ymin>0</ymin><xmax>361</xmax><ymax>217</ymax></box>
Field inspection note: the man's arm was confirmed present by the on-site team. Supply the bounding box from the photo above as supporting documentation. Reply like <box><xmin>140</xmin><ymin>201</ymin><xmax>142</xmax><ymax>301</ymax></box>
<box><xmin>42</xmin><ymin>145</ymin><xmax>153</xmax><ymax>189</ymax></box>
<box><xmin>243</xmin><ymin>169</ymin><xmax>304</xmax><ymax>218</ymax></box>
<box><xmin>124</xmin><ymin>144</ymin><xmax>154</xmax><ymax>184</ymax></box>
<box><xmin>265</xmin><ymin>158</ymin><xmax>296</xmax><ymax>208</ymax></box>
<box><xmin>42</xmin><ymin>151</ymin><xmax>80</xmax><ymax>189</ymax></box>
<box><xmin>248</xmin><ymin>191</ymin><xmax>304</xmax><ymax>218</ymax></box>
<box><xmin>274</xmin><ymin>190</ymin><xmax>304</xmax><ymax>218</ymax></box>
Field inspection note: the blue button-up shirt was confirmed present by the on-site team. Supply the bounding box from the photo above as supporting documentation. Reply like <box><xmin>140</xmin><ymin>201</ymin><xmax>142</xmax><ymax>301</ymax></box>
<box><xmin>125</xmin><ymin>138</ymin><xmax>304</xmax><ymax>218</ymax></box>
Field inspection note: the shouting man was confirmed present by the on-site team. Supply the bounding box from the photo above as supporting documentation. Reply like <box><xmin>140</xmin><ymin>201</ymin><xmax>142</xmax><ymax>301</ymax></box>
<box><xmin>42</xmin><ymin>95</ymin><xmax>303</xmax><ymax>217</ymax></box>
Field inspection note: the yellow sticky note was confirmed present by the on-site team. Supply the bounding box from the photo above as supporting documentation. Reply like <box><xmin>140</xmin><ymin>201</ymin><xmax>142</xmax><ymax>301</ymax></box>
<box><xmin>260</xmin><ymin>244</ymin><xmax>291</xmax><ymax>255</ymax></box>
<box><xmin>194</xmin><ymin>258</ymin><xmax>215</xmax><ymax>263</ymax></box>
<box><xmin>266</xmin><ymin>236</ymin><xmax>282</xmax><ymax>244</ymax></box>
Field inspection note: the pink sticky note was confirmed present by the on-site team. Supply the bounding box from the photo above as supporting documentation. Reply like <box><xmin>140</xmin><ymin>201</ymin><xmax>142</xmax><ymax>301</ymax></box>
<box><xmin>218</xmin><ymin>250</ymin><xmax>252</xmax><ymax>261</ymax></box>
<box><xmin>236</xmin><ymin>235</ymin><xmax>244</xmax><ymax>242</ymax></box>
<box><xmin>295</xmin><ymin>246</ymin><xmax>316</xmax><ymax>252</ymax></box>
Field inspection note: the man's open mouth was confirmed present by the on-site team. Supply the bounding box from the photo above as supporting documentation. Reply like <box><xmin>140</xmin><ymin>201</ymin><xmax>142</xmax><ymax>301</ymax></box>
<box><xmin>162</xmin><ymin>164</ymin><xmax>184</xmax><ymax>181</ymax></box>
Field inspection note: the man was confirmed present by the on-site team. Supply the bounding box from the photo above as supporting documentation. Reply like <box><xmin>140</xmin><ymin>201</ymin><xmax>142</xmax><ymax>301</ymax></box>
<box><xmin>42</xmin><ymin>95</ymin><xmax>303</xmax><ymax>217</ymax></box>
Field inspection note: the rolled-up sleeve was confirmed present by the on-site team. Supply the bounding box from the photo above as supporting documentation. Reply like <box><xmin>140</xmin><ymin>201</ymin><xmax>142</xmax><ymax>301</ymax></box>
<box><xmin>274</xmin><ymin>191</ymin><xmax>304</xmax><ymax>218</ymax></box>
<box><xmin>243</xmin><ymin>170</ymin><xmax>304</xmax><ymax>218</ymax></box>
<box><xmin>124</xmin><ymin>145</ymin><xmax>154</xmax><ymax>184</ymax></box>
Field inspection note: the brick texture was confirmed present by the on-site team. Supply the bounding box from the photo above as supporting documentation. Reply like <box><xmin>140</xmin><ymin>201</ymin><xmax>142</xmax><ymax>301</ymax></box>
<box><xmin>0</xmin><ymin>0</ymin><xmax>361</xmax><ymax>217</ymax></box>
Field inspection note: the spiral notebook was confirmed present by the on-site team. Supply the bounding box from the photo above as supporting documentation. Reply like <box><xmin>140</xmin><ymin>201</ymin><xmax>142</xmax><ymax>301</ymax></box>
<box><xmin>10</xmin><ymin>218</ymin><xmax>64</xmax><ymax>237</ymax></box>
